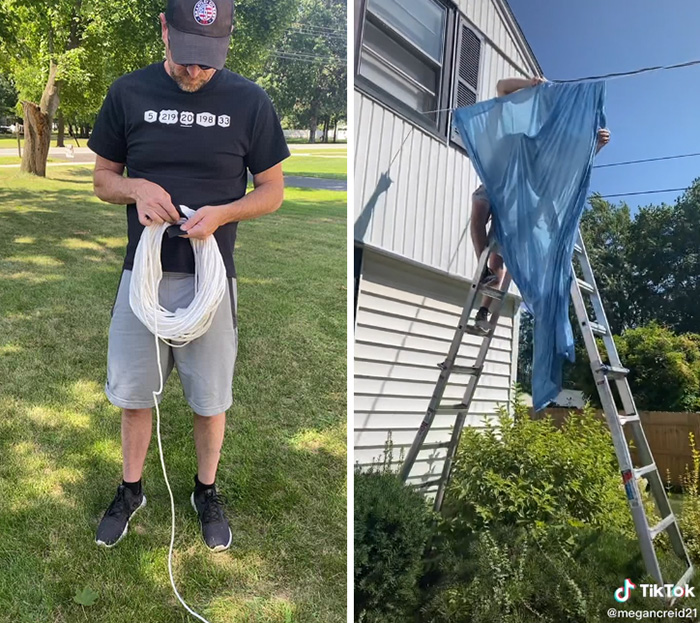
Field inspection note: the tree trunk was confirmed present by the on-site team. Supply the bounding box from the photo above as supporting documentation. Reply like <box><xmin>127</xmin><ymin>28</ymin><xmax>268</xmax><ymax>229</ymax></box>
<box><xmin>333</xmin><ymin>119</ymin><xmax>338</xmax><ymax>143</ymax></box>
<box><xmin>21</xmin><ymin>60</ymin><xmax>60</xmax><ymax>177</ymax></box>
<box><xmin>308</xmin><ymin>115</ymin><xmax>317</xmax><ymax>144</ymax></box>
<box><xmin>322</xmin><ymin>117</ymin><xmax>329</xmax><ymax>143</ymax></box>
<box><xmin>56</xmin><ymin>110</ymin><xmax>65</xmax><ymax>147</ymax></box>
<box><xmin>69</xmin><ymin>123</ymin><xmax>81</xmax><ymax>148</ymax></box>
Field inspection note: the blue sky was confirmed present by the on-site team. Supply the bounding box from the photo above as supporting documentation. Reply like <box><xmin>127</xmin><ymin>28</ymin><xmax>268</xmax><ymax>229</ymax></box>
<box><xmin>507</xmin><ymin>0</ymin><xmax>700</xmax><ymax>212</ymax></box>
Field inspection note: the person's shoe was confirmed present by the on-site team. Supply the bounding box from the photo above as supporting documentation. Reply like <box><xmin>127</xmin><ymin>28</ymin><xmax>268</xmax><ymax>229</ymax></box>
<box><xmin>474</xmin><ymin>306</ymin><xmax>492</xmax><ymax>334</ymax></box>
<box><xmin>96</xmin><ymin>484</ymin><xmax>146</xmax><ymax>548</ymax></box>
<box><xmin>191</xmin><ymin>486</ymin><xmax>232</xmax><ymax>552</ymax></box>
<box><xmin>479</xmin><ymin>268</ymin><xmax>499</xmax><ymax>287</ymax></box>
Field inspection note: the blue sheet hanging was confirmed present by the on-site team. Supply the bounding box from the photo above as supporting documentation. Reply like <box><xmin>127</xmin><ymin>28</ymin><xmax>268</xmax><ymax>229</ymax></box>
<box><xmin>453</xmin><ymin>81</ymin><xmax>606</xmax><ymax>411</ymax></box>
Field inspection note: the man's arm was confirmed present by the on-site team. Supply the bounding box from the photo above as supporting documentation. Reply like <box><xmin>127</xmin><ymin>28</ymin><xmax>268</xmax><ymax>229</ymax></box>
<box><xmin>93</xmin><ymin>155</ymin><xmax>180</xmax><ymax>225</ymax></box>
<box><xmin>181</xmin><ymin>163</ymin><xmax>284</xmax><ymax>239</ymax></box>
<box><xmin>496</xmin><ymin>76</ymin><xmax>545</xmax><ymax>97</ymax></box>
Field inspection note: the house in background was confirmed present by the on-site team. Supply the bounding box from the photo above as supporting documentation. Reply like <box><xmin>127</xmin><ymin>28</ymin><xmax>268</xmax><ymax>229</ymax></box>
<box><xmin>353</xmin><ymin>0</ymin><xmax>542</xmax><ymax>489</ymax></box>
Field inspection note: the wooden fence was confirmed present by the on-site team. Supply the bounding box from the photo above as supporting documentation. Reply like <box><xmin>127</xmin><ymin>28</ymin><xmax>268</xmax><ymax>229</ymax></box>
<box><xmin>530</xmin><ymin>408</ymin><xmax>700</xmax><ymax>487</ymax></box>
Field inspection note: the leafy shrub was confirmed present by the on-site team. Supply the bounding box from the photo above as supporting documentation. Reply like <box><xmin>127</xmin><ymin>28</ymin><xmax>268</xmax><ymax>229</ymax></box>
<box><xmin>420</xmin><ymin>525</ymin><xmax>693</xmax><ymax>623</ymax></box>
<box><xmin>354</xmin><ymin>467</ymin><xmax>435</xmax><ymax>623</ymax></box>
<box><xmin>679</xmin><ymin>432</ymin><xmax>700</xmax><ymax>563</ymax></box>
<box><xmin>576</xmin><ymin>323</ymin><xmax>700</xmax><ymax>411</ymax></box>
<box><xmin>442</xmin><ymin>396</ymin><xmax>633</xmax><ymax>536</ymax></box>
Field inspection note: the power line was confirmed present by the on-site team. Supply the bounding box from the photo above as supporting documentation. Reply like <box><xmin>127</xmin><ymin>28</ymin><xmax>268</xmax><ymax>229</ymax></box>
<box><xmin>290</xmin><ymin>23</ymin><xmax>344</xmax><ymax>34</ymax></box>
<box><xmin>593</xmin><ymin>151</ymin><xmax>700</xmax><ymax>169</ymax></box>
<box><xmin>598</xmin><ymin>188</ymin><xmax>687</xmax><ymax>199</ymax></box>
<box><xmin>552</xmin><ymin>58</ymin><xmax>700</xmax><ymax>84</ymax></box>
<box><xmin>285</xmin><ymin>27</ymin><xmax>346</xmax><ymax>39</ymax></box>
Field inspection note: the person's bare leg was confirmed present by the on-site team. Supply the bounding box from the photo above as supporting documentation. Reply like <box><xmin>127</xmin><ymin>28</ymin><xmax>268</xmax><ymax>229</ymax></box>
<box><xmin>193</xmin><ymin>412</ymin><xmax>226</xmax><ymax>485</ymax></box>
<box><xmin>470</xmin><ymin>199</ymin><xmax>490</xmax><ymax>258</ymax></box>
<box><xmin>122</xmin><ymin>408</ymin><xmax>153</xmax><ymax>482</ymax></box>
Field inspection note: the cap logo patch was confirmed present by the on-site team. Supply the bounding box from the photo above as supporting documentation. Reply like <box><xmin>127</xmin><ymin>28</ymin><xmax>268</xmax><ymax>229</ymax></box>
<box><xmin>193</xmin><ymin>0</ymin><xmax>217</xmax><ymax>25</ymax></box>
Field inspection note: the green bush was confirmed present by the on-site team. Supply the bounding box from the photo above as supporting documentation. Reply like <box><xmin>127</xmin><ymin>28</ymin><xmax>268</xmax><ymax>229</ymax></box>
<box><xmin>442</xmin><ymin>397</ymin><xmax>633</xmax><ymax>536</ymax></box>
<box><xmin>354</xmin><ymin>467</ymin><xmax>435</xmax><ymax>623</ymax></box>
<box><xmin>576</xmin><ymin>323</ymin><xmax>700</xmax><ymax>411</ymax></box>
<box><xmin>420</xmin><ymin>525</ymin><xmax>695</xmax><ymax>623</ymax></box>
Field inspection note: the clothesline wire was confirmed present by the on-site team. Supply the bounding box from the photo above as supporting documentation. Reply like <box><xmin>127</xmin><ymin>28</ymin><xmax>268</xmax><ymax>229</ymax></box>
<box><xmin>419</xmin><ymin>57</ymin><xmax>700</xmax><ymax>116</ymax></box>
<box><xmin>598</xmin><ymin>188</ymin><xmax>687</xmax><ymax>200</ymax></box>
<box><xmin>593</xmin><ymin>151</ymin><xmax>700</xmax><ymax>169</ymax></box>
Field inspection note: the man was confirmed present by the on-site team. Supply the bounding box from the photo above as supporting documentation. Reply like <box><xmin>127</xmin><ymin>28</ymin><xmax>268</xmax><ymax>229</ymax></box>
<box><xmin>471</xmin><ymin>76</ymin><xmax>610</xmax><ymax>332</ymax></box>
<box><xmin>88</xmin><ymin>0</ymin><xmax>289</xmax><ymax>551</ymax></box>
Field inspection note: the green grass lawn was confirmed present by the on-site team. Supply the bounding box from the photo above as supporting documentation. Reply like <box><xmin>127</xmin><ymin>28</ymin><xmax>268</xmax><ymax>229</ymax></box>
<box><xmin>0</xmin><ymin>167</ymin><xmax>347</xmax><ymax>622</ymax></box>
<box><xmin>283</xmin><ymin>153</ymin><xmax>346</xmax><ymax>181</ymax></box>
<box><xmin>0</xmin><ymin>156</ymin><xmax>61</xmax><ymax>165</ymax></box>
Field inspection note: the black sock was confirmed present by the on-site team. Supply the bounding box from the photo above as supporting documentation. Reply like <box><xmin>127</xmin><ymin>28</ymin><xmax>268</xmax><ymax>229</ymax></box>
<box><xmin>477</xmin><ymin>306</ymin><xmax>489</xmax><ymax>317</ymax></box>
<box><xmin>122</xmin><ymin>479</ymin><xmax>142</xmax><ymax>495</ymax></box>
<box><xmin>194</xmin><ymin>474</ymin><xmax>215</xmax><ymax>493</ymax></box>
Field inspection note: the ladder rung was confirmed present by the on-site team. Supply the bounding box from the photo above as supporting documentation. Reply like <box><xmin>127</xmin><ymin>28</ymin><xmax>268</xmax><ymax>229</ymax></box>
<box><xmin>649</xmin><ymin>514</ymin><xmax>676</xmax><ymax>540</ymax></box>
<box><xmin>634</xmin><ymin>463</ymin><xmax>657</xmax><ymax>479</ymax></box>
<box><xmin>574</xmin><ymin>243</ymin><xmax>583</xmax><ymax>254</ymax></box>
<box><xmin>576</xmin><ymin>278</ymin><xmax>595</xmax><ymax>294</ymax></box>
<box><xmin>420</xmin><ymin>442</ymin><xmax>451</xmax><ymax>451</ymax></box>
<box><xmin>438</xmin><ymin>362</ymin><xmax>481</xmax><ymax>375</ymax></box>
<box><xmin>479</xmin><ymin>285</ymin><xmax>505</xmax><ymax>300</ymax></box>
<box><xmin>588</xmin><ymin>321</ymin><xmax>608</xmax><ymax>336</ymax></box>
<box><xmin>619</xmin><ymin>413</ymin><xmax>640</xmax><ymax>425</ymax></box>
<box><xmin>435</xmin><ymin>403</ymin><xmax>470</xmax><ymax>414</ymax></box>
<box><xmin>408</xmin><ymin>478</ymin><xmax>442</xmax><ymax>489</ymax></box>
<box><xmin>597</xmin><ymin>364</ymin><xmax>629</xmax><ymax>380</ymax></box>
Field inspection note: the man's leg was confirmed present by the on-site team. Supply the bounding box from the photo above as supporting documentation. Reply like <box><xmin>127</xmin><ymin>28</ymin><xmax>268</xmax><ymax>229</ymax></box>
<box><xmin>193</xmin><ymin>411</ymin><xmax>226</xmax><ymax>485</ymax></box>
<box><xmin>122</xmin><ymin>408</ymin><xmax>153</xmax><ymax>482</ymax></box>
<box><xmin>470</xmin><ymin>198</ymin><xmax>490</xmax><ymax>258</ymax></box>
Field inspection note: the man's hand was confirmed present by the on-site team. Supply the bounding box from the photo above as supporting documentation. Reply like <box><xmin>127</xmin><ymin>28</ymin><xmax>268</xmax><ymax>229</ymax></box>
<box><xmin>530</xmin><ymin>76</ymin><xmax>546</xmax><ymax>86</ymax></box>
<box><xmin>180</xmin><ymin>205</ymin><xmax>226</xmax><ymax>239</ymax></box>
<box><xmin>596</xmin><ymin>128</ymin><xmax>611</xmax><ymax>151</ymax></box>
<box><xmin>134</xmin><ymin>179</ymin><xmax>180</xmax><ymax>226</ymax></box>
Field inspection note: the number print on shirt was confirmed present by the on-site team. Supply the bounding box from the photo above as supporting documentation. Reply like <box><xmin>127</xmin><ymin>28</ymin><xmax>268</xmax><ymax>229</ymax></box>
<box><xmin>218</xmin><ymin>114</ymin><xmax>230</xmax><ymax>128</ymax></box>
<box><xmin>180</xmin><ymin>111</ymin><xmax>194</xmax><ymax>126</ymax></box>
<box><xmin>196</xmin><ymin>112</ymin><xmax>216</xmax><ymax>127</ymax></box>
<box><xmin>144</xmin><ymin>110</ymin><xmax>158</xmax><ymax>123</ymax></box>
<box><xmin>159</xmin><ymin>109</ymin><xmax>179</xmax><ymax>124</ymax></box>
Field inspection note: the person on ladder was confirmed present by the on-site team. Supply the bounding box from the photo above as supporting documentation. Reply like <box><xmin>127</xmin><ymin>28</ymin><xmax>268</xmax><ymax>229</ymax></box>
<box><xmin>471</xmin><ymin>76</ymin><xmax>611</xmax><ymax>333</ymax></box>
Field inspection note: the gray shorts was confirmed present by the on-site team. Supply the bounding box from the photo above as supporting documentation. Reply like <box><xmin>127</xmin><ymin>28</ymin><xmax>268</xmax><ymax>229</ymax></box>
<box><xmin>105</xmin><ymin>270</ymin><xmax>238</xmax><ymax>417</ymax></box>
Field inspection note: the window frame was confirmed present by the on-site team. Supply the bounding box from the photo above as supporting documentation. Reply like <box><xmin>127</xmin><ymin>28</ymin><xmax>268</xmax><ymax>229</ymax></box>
<box><xmin>355</xmin><ymin>0</ymin><xmax>455</xmax><ymax>141</ymax></box>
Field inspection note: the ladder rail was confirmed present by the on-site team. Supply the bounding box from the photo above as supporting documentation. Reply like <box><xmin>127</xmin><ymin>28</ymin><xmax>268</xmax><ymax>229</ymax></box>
<box><xmin>434</xmin><ymin>272</ymin><xmax>512</xmax><ymax>510</ymax></box>
<box><xmin>399</xmin><ymin>242</ymin><xmax>495</xmax><ymax>483</ymax></box>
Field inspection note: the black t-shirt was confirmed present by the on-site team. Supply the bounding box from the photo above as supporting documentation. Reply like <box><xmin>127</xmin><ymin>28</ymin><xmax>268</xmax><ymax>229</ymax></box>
<box><xmin>88</xmin><ymin>62</ymin><xmax>290</xmax><ymax>277</ymax></box>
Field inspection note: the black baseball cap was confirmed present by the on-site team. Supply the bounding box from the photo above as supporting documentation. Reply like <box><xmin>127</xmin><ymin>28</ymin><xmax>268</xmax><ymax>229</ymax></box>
<box><xmin>165</xmin><ymin>0</ymin><xmax>235</xmax><ymax>70</ymax></box>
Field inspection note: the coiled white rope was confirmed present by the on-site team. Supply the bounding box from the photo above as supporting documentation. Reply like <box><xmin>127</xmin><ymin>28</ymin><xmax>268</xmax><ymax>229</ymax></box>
<box><xmin>129</xmin><ymin>205</ymin><xmax>226</xmax><ymax>623</ymax></box>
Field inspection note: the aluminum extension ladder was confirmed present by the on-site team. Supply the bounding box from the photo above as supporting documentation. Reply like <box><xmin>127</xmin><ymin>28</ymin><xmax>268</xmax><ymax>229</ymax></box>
<box><xmin>399</xmin><ymin>229</ymin><xmax>694</xmax><ymax>590</ymax></box>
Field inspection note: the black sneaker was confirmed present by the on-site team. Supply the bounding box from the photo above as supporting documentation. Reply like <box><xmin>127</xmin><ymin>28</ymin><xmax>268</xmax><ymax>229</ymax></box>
<box><xmin>191</xmin><ymin>487</ymin><xmax>232</xmax><ymax>552</ymax></box>
<box><xmin>480</xmin><ymin>268</ymin><xmax>499</xmax><ymax>287</ymax></box>
<box><xmin>474</xmin><ymin>306</ymin><xmax>491</xmax><ymax>334</ymax></box>
<box><xmin>96</xmin><ymin>484</ymin><xmax>146</xmax><ymax>548</ymax></box>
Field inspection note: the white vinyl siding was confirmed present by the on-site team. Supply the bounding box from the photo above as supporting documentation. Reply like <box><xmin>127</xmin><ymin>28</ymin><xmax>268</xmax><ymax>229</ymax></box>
<box><xmin>354</xmin><ymin>250</ymin><xmax>517</xmax><ymax>484</ymax></box>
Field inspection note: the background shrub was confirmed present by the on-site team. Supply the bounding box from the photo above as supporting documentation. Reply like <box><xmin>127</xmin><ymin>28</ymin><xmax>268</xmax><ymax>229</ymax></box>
<box><xmin>354</xmin><ymin>467</ymin><xmax>435</xmax><ymax>622</ymax></box>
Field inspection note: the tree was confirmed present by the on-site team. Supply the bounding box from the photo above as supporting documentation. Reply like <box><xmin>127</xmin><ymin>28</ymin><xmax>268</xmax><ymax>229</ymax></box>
<box><xmin>0</xmin><ymin>0</ymin><xmax>298</xmax><ymax>175</ymax></box>
<box><xmin>573</xmin><ymin>323</ymin><xmax>700</xmax><ymax>412</ymax></box>
<box><xmin>259</xmin><ymin>0</ymin><xmax>347</xmax><ymax>142</ymax></box>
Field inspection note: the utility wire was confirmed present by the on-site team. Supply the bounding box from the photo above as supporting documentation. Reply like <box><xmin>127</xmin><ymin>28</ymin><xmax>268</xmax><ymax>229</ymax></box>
<box><xmin>598</xmin><ymin>188</ymin><xmax>687</xmax><ymax>199</ymax></box>
<box><xmin>593</xmin><ymin>151</ymin><xmax>700</xmax><ymax>169</ymax></box>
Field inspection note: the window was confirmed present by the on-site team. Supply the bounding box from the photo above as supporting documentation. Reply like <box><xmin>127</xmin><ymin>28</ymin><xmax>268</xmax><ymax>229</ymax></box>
<box><xmin>357</xmin><ymin>0</ymin><xmax>451</xmax><ymax>134</ymax></box>
<box><xmin>356</xmin><ymin>2</ymin><xmax>482</xmax><ymax>146</ymax></box>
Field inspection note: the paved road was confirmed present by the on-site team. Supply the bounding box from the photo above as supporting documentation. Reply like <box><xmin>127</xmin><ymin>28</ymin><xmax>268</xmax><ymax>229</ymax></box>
<box><xmin>0</xmin><ymin>148</ymin><xmax>347</xmax><ymax>191</ymax></box>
